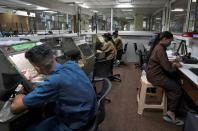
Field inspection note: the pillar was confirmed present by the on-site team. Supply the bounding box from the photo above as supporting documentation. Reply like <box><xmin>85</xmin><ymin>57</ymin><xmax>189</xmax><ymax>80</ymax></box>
<box><xmin>134</xmin><ymin>15</ymin><xmax>143</xmax><ymax>31</ymax></box>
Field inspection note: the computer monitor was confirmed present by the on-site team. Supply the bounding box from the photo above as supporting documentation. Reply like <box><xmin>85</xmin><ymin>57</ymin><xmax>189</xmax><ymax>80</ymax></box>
<box><xmin>0</xmin><ymin>50</ymin><xmax>33</xmax><ymax>101</ymax></box>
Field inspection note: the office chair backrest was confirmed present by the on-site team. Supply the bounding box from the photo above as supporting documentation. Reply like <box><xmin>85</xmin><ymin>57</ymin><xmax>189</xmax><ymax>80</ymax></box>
<box><xmin>97</xmin><ymin>78</ymin><xmax>112</xmax><ymax>104</ymax></box>
<box><xmin>134</xmin><ymin>43</ymin><xmax>137</xmax><ymax>52</ymax></box>
<box><xmin>85</xmin><ymin>78</ymin><xmax>112</xmax><ymax>131</ymax></box>
<box><xmin>93</xmin><ymin>60</ymin><xmax>112</xmax><ymax>78</ymax></box>
<box><xmin>123</xmin><ymin>43</ymin><xmax>128</xmax><ymax>54</ymax></box>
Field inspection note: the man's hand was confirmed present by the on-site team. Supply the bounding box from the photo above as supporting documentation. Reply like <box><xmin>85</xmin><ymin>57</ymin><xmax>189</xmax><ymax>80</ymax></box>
<box><xmin>172</xmin><ymin>62</ymin><xmax>182</xmax><ymax>68</ymax></box>
<box><xmin>10</xmin><ymin>94</ymin><xmax>27</xmax><ymax>114</ymax></box>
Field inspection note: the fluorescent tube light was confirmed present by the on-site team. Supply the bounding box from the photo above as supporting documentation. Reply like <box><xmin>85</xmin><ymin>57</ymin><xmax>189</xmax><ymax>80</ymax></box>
<box><xmin>75</xmin><ymin>1</ymin><xmax>82</xmax><ymax>4</ymax></box>
<box><xmin>192</xmin><ymin>0</ymin><xmax>196</xmax><ymax>2</ymax></box>
<box><xmin>116</xmin><ymin>4</ymin><xmax>134</xmax><ymax>8</ymax></box>
<box><xmin>79</xmin><ymin>4</ymin><xmax>89</xmax><ymax>8</ymax></box>
<box><xmin>155</xmin><ymin>17</ymin><xmax>161</xmax><ymax>20</ymax></box>
<box><xmin>26</xmin><ymin>3</ymin><xmax>32</xmax><ymax>5</ymax></box>
<box><xmin>15</xmin><ymin>10</ymin><xmax>35</xmax><ymax>17</ymax></box>
<box><xmin>118</xmin><ymin>0</ymin><xmax>131</xmax><ymax>3</ymax></box>
<box><xmin>171</xmin><ymin>8</ymin><xmax>184</xmax><ymax>12</ymax></box>
<box><xmin>92</xmin><ymin>10</ymin><xmax>98</xmax><ymax>13</ymax></box>
<box><xmin>44</xmin><ymin>10</ymin><xmax>57</xmax><ymax>14</ymax></box>
<box><xmin>36</xmin><ymin>6</ymin><xmax>49</xmax><ymax>10</ymax></box>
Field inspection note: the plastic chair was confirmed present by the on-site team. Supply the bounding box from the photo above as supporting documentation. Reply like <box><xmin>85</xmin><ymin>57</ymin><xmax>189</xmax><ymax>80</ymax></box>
<box><xmin>137</xmin><ymin>75</ymin><xmax>167</xmax><ymax>115</ymax></box>
<box><xmin>84</xmin><ymin>78</ymin><xmax>112</xmax><ymax>131</ymax></box>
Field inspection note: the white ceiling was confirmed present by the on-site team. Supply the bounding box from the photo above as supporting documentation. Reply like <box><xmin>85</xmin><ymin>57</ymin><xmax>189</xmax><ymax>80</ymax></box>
<box><xmin>0</xmin><ymin>0</ymin><xmax>168</xmax><ymax>16</ymax></box>
<box><xmin>59</xmin><ymin>0</ymin><xmax>167</xmax><ymax>8</ymax></box>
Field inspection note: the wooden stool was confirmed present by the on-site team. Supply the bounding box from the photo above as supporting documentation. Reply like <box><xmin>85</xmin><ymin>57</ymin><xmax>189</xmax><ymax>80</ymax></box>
<box><xmin>137</xmin><ymin>75</ymin><xmax>167</xmax><ymax>115</ymax></box>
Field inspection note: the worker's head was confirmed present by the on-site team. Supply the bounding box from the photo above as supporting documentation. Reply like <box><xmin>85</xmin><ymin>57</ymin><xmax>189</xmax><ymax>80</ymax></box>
<box><xmin>25</xmin><ymin>44</ymin><xmax>56</xmax><ymax>75</ymax></box>
<box><xmin>159</xmin><ymin>31</ymin><xmax>173</xmax><ymax>47</ymax></box>
<box><xmin>148</xmin><ymin>31</ymin><xmax>173</xmax><ymax>58</ymax></box>
<box><xmin>113</xmin><ymin>31</ymin><xmax>118</xmax><ymax>38</ymax></box>
<box><xmin>103</xmin><ymin>33</ymin><xmax>112</xmax><ymax>42</ymax></box>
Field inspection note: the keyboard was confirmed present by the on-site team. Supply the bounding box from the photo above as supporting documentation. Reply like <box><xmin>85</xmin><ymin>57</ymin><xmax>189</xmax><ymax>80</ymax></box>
<box><xmin>182</xmin><ymin>57</ymin><xmax>198</xmax><ymax>64</ymax></box>
<box><xmin>189</xmin><ymin>68</ymin><xmax>198</xmax><ymax>76</ymax></box>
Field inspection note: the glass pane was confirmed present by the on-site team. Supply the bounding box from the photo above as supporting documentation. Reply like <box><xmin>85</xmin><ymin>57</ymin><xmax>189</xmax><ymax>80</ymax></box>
<box><xmin>151</xmin><ymin>11</ymin><xmax>163</xmax><ymax>32</ymax></box>
<box><xmin>113</xmin><ymin>8</ymin><xmax>134</xmax><ymax>31</ymax></box>
<box><xmin>81</xmin><ymin>13</ymin><xmax>92</xmax><ymax>32</ymax></box>
<box><xmin>188</xmin><ymin>0</ymin><xmax>196</xmax><ymax>32</ymax></box>
<box><xmin>95</xmin><ymin>9</ymin><xmax>111</xmax><ymax>31</ymax></box>
<box><xmin>170</xmin><ymin>0</ymin><xmax>188</xmax><ymax>33</ymax></box>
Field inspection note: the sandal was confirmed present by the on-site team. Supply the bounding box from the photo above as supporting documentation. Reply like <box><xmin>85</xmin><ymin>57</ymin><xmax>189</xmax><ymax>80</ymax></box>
<box><xmin>163</xmin><ymin>115</ymin><xmax>184</xmax><ymax>126</ymax></box>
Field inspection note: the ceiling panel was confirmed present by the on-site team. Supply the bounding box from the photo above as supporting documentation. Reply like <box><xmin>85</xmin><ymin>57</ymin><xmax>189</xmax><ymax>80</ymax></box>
<box><xmin>0</xmin><ymin>0</ymin><xmax>168</xmax><ymax>16</ymax></box>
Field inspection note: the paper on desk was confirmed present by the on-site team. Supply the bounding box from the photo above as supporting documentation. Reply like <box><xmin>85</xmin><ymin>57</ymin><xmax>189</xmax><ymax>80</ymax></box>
<box><xmin>0</xmin><ymin>101</ymin><xmax>15</xmax><ymax>123</ymax></box>
<box><xmin>181</xmin><ymin>64</ymin><xmax>192</xmax><ymax>69</ymax></box>
<box><xmin>166</xmin><ymin>50</ymin><xmax>173</xmax><ymax>56</ymax></box>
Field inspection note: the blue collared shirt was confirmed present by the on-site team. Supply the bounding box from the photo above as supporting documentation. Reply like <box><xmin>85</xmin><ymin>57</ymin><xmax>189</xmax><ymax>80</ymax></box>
<box><xmin>23</xmin><ymin>60</ymin><xmax>97</xmax><ymax>131</ymax></box>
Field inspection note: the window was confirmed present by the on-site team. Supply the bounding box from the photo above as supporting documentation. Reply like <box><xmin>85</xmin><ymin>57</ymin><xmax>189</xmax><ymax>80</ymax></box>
<box><xmin>170</xmin><ymin>0</ymin><xmax>188</xmax><ymax>33</ymax></box>
<box><xmin>113</xmin><ymin>8</ymin><xmax>134</xmax><ymax>31</ymax></box>
<box><xmin>151</xmin><ymin>11</ymin><xmax>163</xmax><ymax>32</ymax></box>
<box><xmin>188</xmin><ymin>0</ymin><xmax>197</xmax><ymax>32</ymax></box>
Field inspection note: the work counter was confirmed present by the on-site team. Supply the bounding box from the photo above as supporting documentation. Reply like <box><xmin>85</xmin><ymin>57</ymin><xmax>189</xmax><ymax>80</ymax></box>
<box><xmin>179</xmin><ymin>63</ymin><xmax>198</xmax><ymax>86</ymax></box>
<box><xmin>178</xmin><ymin>63</ymin><xmax>198</xmax><ymax>109</ymax></box>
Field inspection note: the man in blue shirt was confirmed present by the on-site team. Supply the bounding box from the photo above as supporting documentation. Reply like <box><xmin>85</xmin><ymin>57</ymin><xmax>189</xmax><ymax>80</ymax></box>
<box><xmin>10</xmin><ymin>44</ymin><xmax>97</xmax><ymax>131</ymax></box>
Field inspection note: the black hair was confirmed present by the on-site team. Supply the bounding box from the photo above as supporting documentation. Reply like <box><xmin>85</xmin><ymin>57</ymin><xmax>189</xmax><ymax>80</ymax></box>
<box><xmin>25</xmin><ymin>44</ymin><xmax>54</xmax><ymax>69</ymax></box>
<box><xmin>103</xmin><ymin>33</ymin><xmax>112</xmax><ymax>41</ymax></box>
<box><xmin>103</xmin><ymin>33</ymin><xmax>116</xmax><ymax>45</ymax></box>
<box><xmin>148</xmin><ymin>31</ymin><xmax>173</xmax><ymax>59</ymax></box>
<box><xmin>113</xmin><ymin>31</ymin><xmax>118</xmax><ymax>37</ymax></box>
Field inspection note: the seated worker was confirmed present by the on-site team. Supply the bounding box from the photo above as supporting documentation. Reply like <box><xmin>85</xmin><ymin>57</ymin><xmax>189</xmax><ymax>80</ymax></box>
<box><xmin>112</xmin><ymin>31</ymin><xmax>123</xmax><ymax>63</ymax></box>
<box><xmin>10</xmin><ymin>44</ymin><xmax>97</xmax><ymax>131</ymax></box>
<box><xmin>146</xmin><ymin>31</ymin><xmax>184</xmax><ymax>126</ymax></box>
<box><xmin>100</xmin><ymin>33</ymin><xmax>117</xmax><ymax>61</ymax></box>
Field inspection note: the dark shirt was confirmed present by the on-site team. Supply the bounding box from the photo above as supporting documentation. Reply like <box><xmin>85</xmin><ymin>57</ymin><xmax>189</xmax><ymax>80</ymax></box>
<box><xmin>147</xmin><ymin>44</ymin><xmax>177</xmax><ymax>84</ymax></box>
<box><xmin>23</xmin><ymin>61</ymin><xmax>97</xmax><ymax>131</ymax></box>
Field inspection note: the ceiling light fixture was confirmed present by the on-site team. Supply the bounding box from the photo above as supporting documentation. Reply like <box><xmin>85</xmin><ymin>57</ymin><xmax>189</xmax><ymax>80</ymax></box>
<box><xmin>92</xmin><ymin>10</ymin><xmax>98</xmax><ymax>13</ymax></box>
<box><xmin>26</xmin><ymin>3</ymin><xmax>32</xmax><ymax>6</ymax></box>
<box><xmin>125</xmin><ymin>17</ymin><xmax>133</xmax><ymax>19</ymax></box>
<box><xmin>171</xmin><ymin>8</ymin><xmax>184</xmax><ymax>12</ymax></box>
<box><xmin>118</xmin><ymin>0</ymin><xmax>131</xmax><ymax>3</ymax></box>
<box><xmin>79</xmin><ymin>4</ymin><xmax>89</xmax><ymax>8</ymax></box>
<box><xmin>9</xmin><ymin>0</ymin><xmax>33</xmax><ymax>6</ymax></box>
<box><xmin>75</xmin><ymin>1</ymin><xmax>82</xmax><ymax>4</ymax></box>
<box><xmin>36</xmin><ymin>6</ymin><xmax>49</xmax><ymax>10</ymax></box>
<box><xmin>192</xmin><ymin>0</ymin><xmax>196</xmax><ymax>2</ymax></box>
<box><xmin>15</xmin><ymin>10</ymin><xmax>35</xmax><ymax>17</ymax></box>
<box><xmin>115</xmin><ymin>4</ymin><xmax>133</xmax><ymax>8</ymax></box>
<box><xmin>44</xmin><ymin>10</ymin><xmax>57</xmax><ymax>14</ymax></box>
<box><xmin>155</xmin><ymin>17</ymin><xmax>161</xmax><ymax>20</ymax></box>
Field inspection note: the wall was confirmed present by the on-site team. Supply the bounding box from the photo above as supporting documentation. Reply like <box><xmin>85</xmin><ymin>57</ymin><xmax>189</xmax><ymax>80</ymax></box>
<box><xmin>121</xmin><ymin>35</ymin><xmax>151</xmax><ymax>62</ymax></box>
<box><xmin>0</xmin><ymin>13</ymin><xmax>29</xmax><ymax>32</ymax></box>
